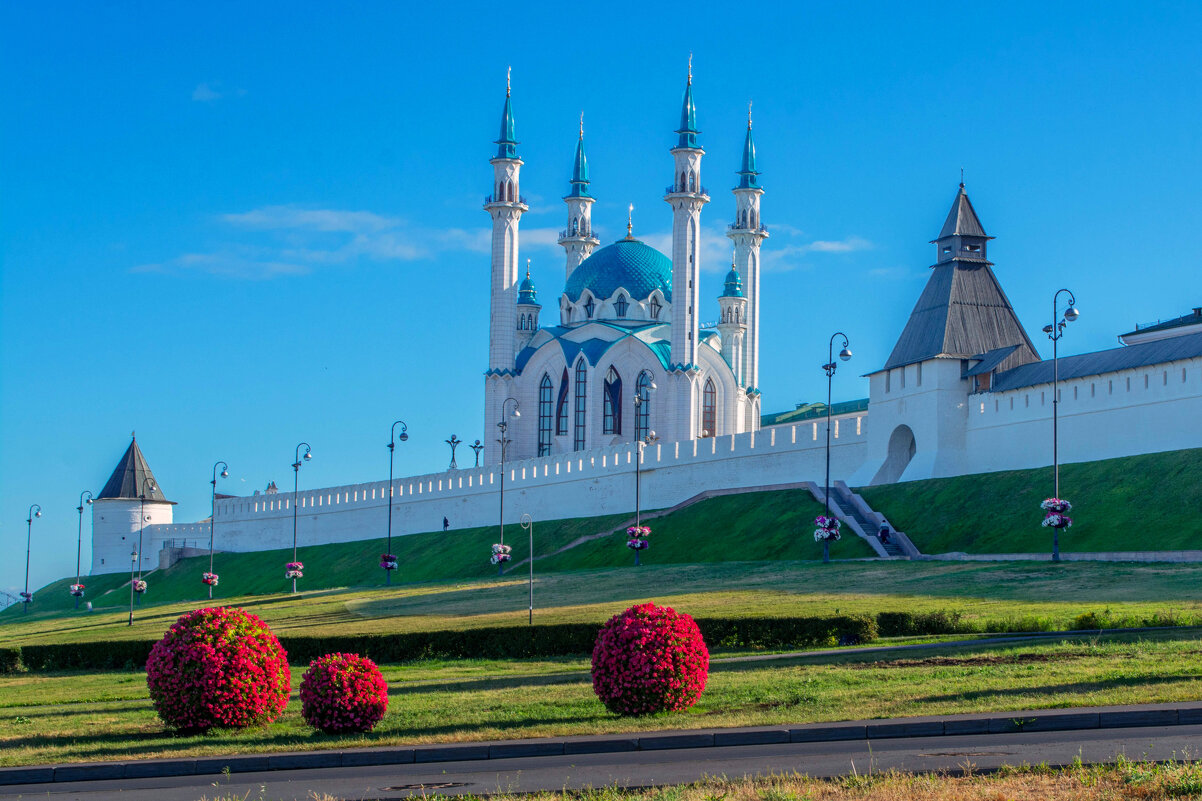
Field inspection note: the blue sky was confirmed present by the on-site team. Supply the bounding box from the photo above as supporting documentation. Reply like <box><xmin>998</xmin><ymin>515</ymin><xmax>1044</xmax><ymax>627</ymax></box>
<box><xmin>3</xmin><ymin>2</ymin><xmax>1201</xmax><ymax>594</ymax></box>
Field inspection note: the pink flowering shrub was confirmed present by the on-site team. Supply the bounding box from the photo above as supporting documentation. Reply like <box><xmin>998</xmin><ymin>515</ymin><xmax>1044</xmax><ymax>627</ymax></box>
<box><xmin>299</xmin><ymin>653</ymin><xmax>389</xmax><ymax>733</ymax></box>
<box><xmin>591</xmin><ymin>603</ymin><xmax>709</xmax><ymax>716</ymax></box>
<box><xmin>146</xmin><ymin>607</ymin><xmax>291</xmax><ymax>732</ymax></box>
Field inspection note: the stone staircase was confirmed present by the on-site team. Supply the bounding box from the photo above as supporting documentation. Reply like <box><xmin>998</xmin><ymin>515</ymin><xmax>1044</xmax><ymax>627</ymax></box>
<box><xmin>832</xmin><ymin>481</ymin><xmax>919</xmax><ymax>558</ymax></box>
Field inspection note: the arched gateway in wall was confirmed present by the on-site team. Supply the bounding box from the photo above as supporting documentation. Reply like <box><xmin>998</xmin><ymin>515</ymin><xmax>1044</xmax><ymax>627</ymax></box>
<box><xmin>874</xmin><ymin>424</ymin><xmax>916</xmax><ymax>485</ymax></box>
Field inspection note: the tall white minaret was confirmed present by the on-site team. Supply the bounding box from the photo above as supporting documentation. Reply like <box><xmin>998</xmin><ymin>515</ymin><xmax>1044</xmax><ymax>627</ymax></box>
<box><xmin>484</xmin><ymin>69</ymin><xmax>528</xmax><ymax>464</ymax></box>
<box><xmin>558</xmin><ymin>114</ymin><xmax>600</xmax><ymax>281</ymax></box>
<box><xmin>664</xmin><ymin>60</ymin><xmax>708</xmax><ymax>440</ymax></box>
<box><xmin>727</xmin><ymin>104</ymin><xmax>767</xmax><ymax>404</ymax></box>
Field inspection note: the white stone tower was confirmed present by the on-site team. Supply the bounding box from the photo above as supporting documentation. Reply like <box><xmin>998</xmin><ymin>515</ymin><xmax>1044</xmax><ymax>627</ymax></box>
<box><xmin>716</xmin><ymin>263</ymin><xmax>748</xmax><ymax>384</ymax></box>
<box><xmin>558</xmin><ymin>115</ymin><xmax>600</xmax><ymax>282</ymax></box>
<box><xmin>90</xmin><ymin>435</ymin><xmax>175</xmax><ymax>575</ymax></box>
<box><xmin>484</xmin><ymin>70</ymin><xmax>528</xmax><ymax>464</ymax></box>
<box><xmin>727</xmin><ymin>106</ymin><xmax>768</xmax><ymax>427</ymax></box>
<box><xmin>663</xmin><ymin>62</ymin><xmax>708</xmax><ymax>440</ymax></box>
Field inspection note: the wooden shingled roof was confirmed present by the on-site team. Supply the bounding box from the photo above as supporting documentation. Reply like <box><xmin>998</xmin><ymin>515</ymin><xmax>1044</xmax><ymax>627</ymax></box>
<box><xmin>97</xmin><ymin>436</ymin><xmax>173</xmax><ymax>502</ymax></box>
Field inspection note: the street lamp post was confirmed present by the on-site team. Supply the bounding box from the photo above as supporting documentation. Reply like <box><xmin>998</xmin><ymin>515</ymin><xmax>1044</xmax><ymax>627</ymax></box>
<box><xmin>521</xmin><ymin>513</ymin><xmax>534</xmax><ymax>625</ymax></box>
<box><xmin>385</xmin><ymin>421</ymin><xmax>408</xmax><ymax>586</ymax></box>
<box><xmin>23</xmin><ymin>504</ymin><xmax>42</xmax><ymax>613</ymax></box>
<box><xmin>470</xmin><ymin>440</ymin><xmax>484</xmax><ymax>468</ymax></box>
<box><xmin>632</xmin><ymin>381</ymin><xmax>658</xmax><ymax>528</ymax></box>
<box><xmin>208</xmin><ymin>461</ymin><xmax>229</xmax><ymax>599</ymax></box>
<box><xmin>136</xmin><ymin>477</ymin><xmax>156</xmax><ymax>604</ymax></box>
<box><xmin>74</xmin><ymin>492</ymin><xmax>93</xmax><ymax>609</ymax></box>
<box><xmin>1043</xmin><ymin>289</ymin><xmax>1080</xmax><ymax>563</ymax></box>
<box><xmin>446</xmin><ymin>434</ymin><xmax>462</xmax><ymax>470</ymax></box>
<box><xmin>496</xmin><ymin>398</ymin><xmax>520</xmax><ymax>576</ymax></box>
<box><xmin>291</xmin><ymin>442</ymin><xmax>313</xmax><ymax>594</ymax></box>
<box><xmin>821</xmin><ymin>332</ymin><xmax>853</xmax><ymax>564</ymax></box>
<box><xmin>127</xmin><ymin>547</ymin><xmax>137</xmax><ymax>626</ymax></box>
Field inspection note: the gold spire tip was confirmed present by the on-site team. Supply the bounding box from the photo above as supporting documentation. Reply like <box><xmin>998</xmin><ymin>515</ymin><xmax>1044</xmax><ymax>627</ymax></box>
<box><xmin>506</xmin><ymin>66</ymin><xmax>511</xmax><ymax>97</ymax></box>
<box><xmin>747</xmin><ymin>100</ymin><xmax>753</xmax><ymax>129</ymax></box>
<box><xmin>579</xmin><ymin>111</ymin><xmax>584</xmax><ymax>138</ymax></box>
<box><xmin>627</xmin><ymin>203</ymin><xmax>634</xmax><ymax>237</ymax></box>
<box><xmin>687</xmin><ymin>53</ymin><xmax>693</xmax><ymax>85</ymax></box>
<box><xmin>525</xmin><ymin>258</ymin><xmax>531</xmax><ymax>278</ymax></box>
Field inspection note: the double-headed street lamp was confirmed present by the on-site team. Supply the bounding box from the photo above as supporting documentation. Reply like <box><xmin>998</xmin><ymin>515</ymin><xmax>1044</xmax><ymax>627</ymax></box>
<box><xmin>496</xmin><ymin>398</ymin><xmax>520</xmax><ymax>575</ymax></box>
<box><xmin>632</xmin><ymin>381</ymin><xmax>658</xmax><ymax>528</ymax></box>
<box><xmin>821</xmin><ymin>332</ymin><xmax>853</xmax><ymax>564</ymax></box>
<box><xmin>208</xmin><ymin>461</ymin><xmax>229</xmax><ymax>599</ymax></box>
<box><xmin>291</xmin><ymin>442</ymin><xmax>313</xmax><ymax>594</ymax></box>
<box><xmin>23</xmin><ymin>504</ymin><xmax>42</xmax><ymax>613</ymax></box>
<box><xmin>1043</xmin><ymin>289</ymin><xmax>1080</xmax><ymax>563</ymax></box>
<box><xmin>74</xmin><ymin>491</ymin><xmax>93</xmax><ymax>609</ymax></box>
<box><xmin>385</xmin><ymin>421</ymin><xmax>408</xmax><ymax>586</ymax></box>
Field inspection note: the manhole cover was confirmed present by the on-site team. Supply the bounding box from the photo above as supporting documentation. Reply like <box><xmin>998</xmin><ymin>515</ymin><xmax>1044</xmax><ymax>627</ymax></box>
<box><xmin>386</xmin><ymin>783</ymin><xmax>472</xmax><ymax>791</ymax></box>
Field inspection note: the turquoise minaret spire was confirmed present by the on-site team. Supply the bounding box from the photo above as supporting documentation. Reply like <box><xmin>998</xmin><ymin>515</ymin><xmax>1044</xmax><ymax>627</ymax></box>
<box><xmin>737</xmin><ymin>104</ymin><xmax>760</xmax><ymax>189</ymax></box>
<box><xmin>495</xmin><ymin>67</ymin><xmax>519</xmax><ymax>159</ymax></box>
<box><xmin>567</xmin><ymin>114</ymin><xmax>591</xmax><ymax>199</ymax></box>
<box><xmin>675</xmin><ymin>56</ymin><xmax>700</xmax><ymax>149</ymax></box>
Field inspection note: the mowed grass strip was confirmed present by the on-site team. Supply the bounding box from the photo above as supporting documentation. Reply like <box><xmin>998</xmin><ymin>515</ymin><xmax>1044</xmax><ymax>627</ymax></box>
<box><xmin>3</xmin><ymin>633</ymin><xmax>1201</xmax><ymax>767</ymax></box>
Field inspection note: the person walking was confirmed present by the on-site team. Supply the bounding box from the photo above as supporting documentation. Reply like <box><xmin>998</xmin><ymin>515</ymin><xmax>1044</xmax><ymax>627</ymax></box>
<box><xmin>443</xmin><ymin>516</ymin><xmax>450</xmax><ymax>532</ymax></box>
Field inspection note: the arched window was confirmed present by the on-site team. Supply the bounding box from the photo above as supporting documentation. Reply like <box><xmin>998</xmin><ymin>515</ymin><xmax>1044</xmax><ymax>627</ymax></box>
<box><xmin>688</xmin><ymin>170</ymin><xmax>696</xmax><ymax>191</ymax></box>
<box><xmin>555</xmin><ymin>368</ymin><xmax>570</xmax><ymax>435</ymax></box>
<box><xmin>702</xmin><ymin>378</ymin><xmax>716</xmax><ymax>437</ymax></box>
<box><xmin>574</xmin><ymin>359</ymin><xmax>588</xmax><ymax>451</ymax></box>
<box><xmin>584</xmin><ymin>296</ymin><xmax>595</xmax><ymax>319</ymax></box>
<box><xmin>636</xmin><ymin>371</ymin><xmax>652</xmax><ymax>442</ymax></box>
<box><xmin>679</xmin><ymin>171</ymin><xmax>686</xmax><ymax>191</ymax></box>
<box><xmin>614</xmin><ymin>294</ymin><xmax>628</xmax><ymax>318</ymax></box>
<box><xmin>538</xmin><ymin>374</ymin><xmax>553</xmax><ymax>456</ymax></box>
<box><xmin>509</xmin><ymin>182</ymin><xmax>515</xmax><ymax>201</ymax></box>
<box><xmin>603</xmin><ymin>367</ymin><xmax>622</xmax><ymax>435</ymax></box>
<box><xmin>649</xmin><ymin>297</ymin><xmax>662</xmax><ymax>320</ymax></box>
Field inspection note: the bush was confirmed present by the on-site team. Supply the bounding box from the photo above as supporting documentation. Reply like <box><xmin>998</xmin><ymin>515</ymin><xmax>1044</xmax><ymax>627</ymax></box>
<box><xmin>0</xmin><ymin>647</ymin><xmax>19</xmax><ymax>674</ymax></box>
<box><xmin>592</xmin><ymin>603</ymin><xmax>709</xmax><ymax>716</ymax></box>
<box><xmin>146</xmin><ymin>607</ymin><xmax>291</xmax><ymax>732</ymax></box>
<box><xmin>697</xmin><ymin>615</ymin><xmax>878</xmax><ymax>649</ymax></box>
<box><xmin>300</xmin><ymin>652</ymin><xmax>389</xmax><ymax>733</ymax></box>
<box><xmin>876</xmin><ymin>610</ymin><xmax>971</xmax><ymax>637</ymax></box>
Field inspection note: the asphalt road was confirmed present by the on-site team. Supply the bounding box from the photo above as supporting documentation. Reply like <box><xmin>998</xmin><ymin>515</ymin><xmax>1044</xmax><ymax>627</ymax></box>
<box><xmin>5</xmin><ymin>724</ymin><xmax>1202</xmax><ymax>801</ymax></box>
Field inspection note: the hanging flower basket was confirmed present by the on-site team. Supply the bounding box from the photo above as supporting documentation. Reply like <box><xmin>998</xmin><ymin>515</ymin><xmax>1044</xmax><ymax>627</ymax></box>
<box><xmin>133</xmin><ymin>579</ymin><xmax>148</xmax><ymax>594</ymax></box>
<box><xmin>285</xmin><ymin>562</ymin><xmax>304</xmax><ymax>579</ymax></box>
<box><xmin>490</xmin><ymin>544</ymin><xmax>512</xmax><ymax>565</ymax></box>
<box><xmin>18</xmin><ymin>591</ymin><xmax>32</xmax><ymax>603</ymax></box>
<box><xmin>69</xmin><ymin>583</ymin><xmax>85</xmax><ymax>598</ymax></box>
<box><xmin>813</xmin><ymin>515</ymin><xmax>842</xmax><ymax>542</ymax></box>
<box><xmin>202</xmin><ymin>572</ymin><xmax>219</xmax><ymax>587</ymax></box>
<box><xmin>626</xmin><ymin>526</ymin><xmax>651</xmax><ymax>550</ymax></box>
<box><xmin>379</xmin><ymin>554</ymin><xmax>398</xmax><ymax>571</ymax></box>
<box><xmin>1041</xmin><ymin>498</ymin><xmax>1073</xmax><ymax>529</ymax></box>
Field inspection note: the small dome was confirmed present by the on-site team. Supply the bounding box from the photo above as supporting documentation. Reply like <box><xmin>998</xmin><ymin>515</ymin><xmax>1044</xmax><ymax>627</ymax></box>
<box><xmin>721</xmin><ymin>266</ymin><xmax>744</xmax><ymax>298</ymax></box>
<box><xmin>564</xmin><ymin>237</ymin><xmax>672</xmax><ymax>303</ymax></box>
<box><xmin>518</xmin><ymin>270</ymin><xmax>538</xmax><ymax>304</ymax></box>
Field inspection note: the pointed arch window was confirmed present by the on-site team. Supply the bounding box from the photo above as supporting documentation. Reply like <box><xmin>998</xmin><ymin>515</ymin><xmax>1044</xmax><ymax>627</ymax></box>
<box><xmin>555</xmin><ymin>368</ymin><xmax>570</xmax><ymax>435</ymax></box>
<box><xmin>614</xmin><ymin>294</ymin><xmax>628</xmax><ymax>318</ymax></box>
<box><xmin>649</xmin><ymin>296</ymin><xmax>662</xmax><ymax>320</ymax></box>
<box><xmin>702</xmin><ymin>378</ymin><xmax>717</xmax><ymax>437</ymax></box>
<box><xmin>584</xmin><ymin>296</ymin><xmax>595</xmax><ymax>319</ymax></box>
<box><xmin>603</xmin><ymin>367</ymin><xmax>623</xmax><ymax>435</ymax></box>
<box><xmin>574</xmin><ymin>359</ymin><xmax>588</xmax><ymax>451</ymax></box>
<box><xmin>538</xmin><ymin>374</ymin><xmax>553</xmax><ymax>456</ymax></box>
<box><xmin>636</xmin><ymin>371</ymin><xmax>652</xmax><ymax>442</ymax></box>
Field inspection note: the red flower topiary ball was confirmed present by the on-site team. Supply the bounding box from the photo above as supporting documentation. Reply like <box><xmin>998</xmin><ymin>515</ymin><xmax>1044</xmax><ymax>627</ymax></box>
<box><xmin>146</xmin><ymin>607</ymin><xmax>291</xmax><ymax>732</ymax></box>
<box><xmin>300</xmin><ymin>652</ymin><xmax>389</xmax><ymax>733</ymax></box>
<box><xmin>591</xmin><ymin>603</ymin><xmax>709</xmax><ymax>716</ymax></box>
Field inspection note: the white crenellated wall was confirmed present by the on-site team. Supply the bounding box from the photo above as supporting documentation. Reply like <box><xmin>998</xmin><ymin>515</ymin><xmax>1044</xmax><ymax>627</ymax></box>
<box><xmin>144</xmin><ymin>416</ymin><xmax>868</xmax><ymax>558</ymax></box>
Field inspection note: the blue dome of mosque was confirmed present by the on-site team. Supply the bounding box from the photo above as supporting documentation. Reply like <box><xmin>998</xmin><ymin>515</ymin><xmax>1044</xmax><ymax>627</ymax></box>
<box><xmin>563</xmin><ymin>237</ymin><xmax>673</xmax><ymax>303</ymax></box>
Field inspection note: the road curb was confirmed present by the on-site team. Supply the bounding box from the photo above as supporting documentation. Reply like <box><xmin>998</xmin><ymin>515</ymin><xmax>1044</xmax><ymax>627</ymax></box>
<box><xmin>3</xmin><ymin>702</ymin><xmax>1201</xmax><ymax>787</ymax></box>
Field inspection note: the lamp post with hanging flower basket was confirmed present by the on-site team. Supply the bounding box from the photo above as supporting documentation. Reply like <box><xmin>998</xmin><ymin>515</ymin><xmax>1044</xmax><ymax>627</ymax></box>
<box><xmin>135</xmin><ymin>477</ymin><xmax>156</xmax><ymax>605</ymax></box>
<box><xmin>1042</xmin><ymin>288</ymin><xmax>1080</xmax><ymax>562</ymax></box>
<box><xmin>626</xmin><ymin>526</ymin><xmax>651</xmax><ymax>565</ymax></box>
<box><xmin>23</xmin><ymin>504</ymin><xmax>42</xmax><ymax>613</ymax></box>
<box><xmin>813</xmin><ymin>515</ymin><xmax>842</xmax><ymax>563</ymax></box>
<box><xmin>73</xmin><ymin>491</ymin><xmax>93</xmax><ymax>609</ymax></box>
<box><xmin>290</xmin><ymin>442</ymin><xmax>312</xmax><ymax>593</ymax></box>
<box><xmin>816</xmin><ymin>331</ymin><xmax>852</xmax><ymax>564</ymax></box>
<box><xmin>492</xmin><ymin>398</ymin><xmax>519</xmax><ymax>575</ymax></box>
<box><xmin>206</xmin><ymin>460</ymin><xmax>228</xmax><ymax>599</ymax></box>
<box><xmin>127</xmin><ymin>547</ymin><xmax>138</xmax><ymax>626</ymax></box>
<box><xmin>384</xmin><ymin>420</ymin><xmax>408</xmax><ymax>585</ymax></box>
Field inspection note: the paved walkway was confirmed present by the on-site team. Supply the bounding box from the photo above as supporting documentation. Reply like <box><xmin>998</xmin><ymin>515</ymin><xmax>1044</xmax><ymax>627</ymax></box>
<box><xmin>922</xmin><ymin>550</ymin><xmax>1202</xmax><ymax>562</ymax></box>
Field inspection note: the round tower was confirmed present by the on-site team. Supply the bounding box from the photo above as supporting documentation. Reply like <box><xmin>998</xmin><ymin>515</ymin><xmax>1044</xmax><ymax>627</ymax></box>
<box><xmin>90</xmin><ymin>435</ymin><xmax>175</xmax><ymax>575</ymax></box>
<box><xmin>516</xmin><ymin>260</ymin><xmax>541</xmax><ymax>351</ymax></box>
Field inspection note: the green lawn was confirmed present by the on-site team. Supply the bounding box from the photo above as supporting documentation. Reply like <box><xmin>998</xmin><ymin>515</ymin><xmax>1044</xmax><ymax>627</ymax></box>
<box><xmin>860</xmin><ymin>447</ymin><xmax>1202</xmax><ymax>554</ymax></box>
<box><xmin>3</xmin><ymin>632</ymin><xmax>1200</xmax><ymax>767</ymax></box>
<box><xmin>6</xmin><ymin>559</ymin><xmax>1202</xmax><ymax>646</ymax></box>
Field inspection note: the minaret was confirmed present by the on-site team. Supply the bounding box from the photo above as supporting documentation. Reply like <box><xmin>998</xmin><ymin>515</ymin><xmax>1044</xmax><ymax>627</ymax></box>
<box><xmin>716</xmin><ymin>262</ymin><xmax>748</xmax><ymax>384</ymax></box>
<box><xmin>664</xmin><ymin>58</ymin><xmax>709</xmax><ymax>441</ymax></box>
<box><xmin>558</xmin><ymin>114</ymin><xmax>600</xmax><ymax>280</ymax></box>
<box><xmin>727</xmin><ymin>103</ymin><xmax>768</xmax><ymax>401</ymax></box>
<box><xmin>515</xmin><ymin>259</ymin><xmax>541</xmax><ymax>352</ymax></box>
<box><xmin>484</xmin><ymin>69</ymin><xmax>528</xmax><ymax>464</ymax></box>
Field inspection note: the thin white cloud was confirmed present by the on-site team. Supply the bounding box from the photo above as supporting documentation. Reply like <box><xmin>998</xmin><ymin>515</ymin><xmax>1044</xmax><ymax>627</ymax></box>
<box><xmin>223</xmin><ymin>206</ymin><xmax>399</xmax><ymax>234</ymax></box>
<box><xmin>192</xmin><ymin>83</ymin><xmax>223</xmax><ymax>102</ymax></box>
<box><xmin>132</xmin><ymin>251</ymin><xmax>310</xmax><ymax>280</ymax></box>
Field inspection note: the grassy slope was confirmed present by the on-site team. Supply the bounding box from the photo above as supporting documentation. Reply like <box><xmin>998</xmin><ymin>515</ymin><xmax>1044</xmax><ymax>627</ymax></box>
<box><xmin>859</xmin><ymin>447</ymin><xmax>1202</xmax><ymax>554</ymax></box>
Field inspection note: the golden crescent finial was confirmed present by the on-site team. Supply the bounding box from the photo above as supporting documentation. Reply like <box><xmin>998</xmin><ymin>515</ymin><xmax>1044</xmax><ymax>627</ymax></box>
<box><xmin>579</xmin><ymin>111</ymin><xmax>584</xmax><ymax>139</ymax></box>
<box><xmin>526</xmin><ymin>257</ymin><xmax>531</xmax><ymax>278</ymax></box>
<box><xmin>748</xmin><ymin>100</ymin><xmax>753</xmax><ymax>129</ymax></box>
<box><xmin>627</xmin><ymin>203</ymin><xmax>634</xmax><ymax>237</ymax></box>
<box><xmin>506</xmin><ymin>66</ymin><xmax>511</xmax><ymax>97</ymax></box>
<box><xmin>688</xmin><ymin>53</ymin><xmax>693</xmax><ymax>85</ymax></box>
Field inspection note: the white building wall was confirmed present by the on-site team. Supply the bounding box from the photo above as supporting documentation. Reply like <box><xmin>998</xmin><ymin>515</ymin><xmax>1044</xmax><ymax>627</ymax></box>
<box><xmin>150</xmin><ymin>417</ymin><xmax>868</xmax><ymax>554</ymax></box>
<box><xmin>90</xmin><ymin>499</ymin><xmax>174</xmax><ymax>575</ymax></box>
